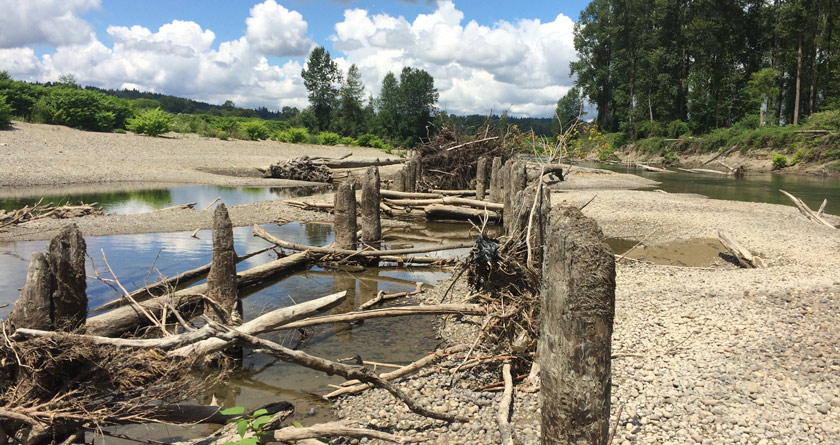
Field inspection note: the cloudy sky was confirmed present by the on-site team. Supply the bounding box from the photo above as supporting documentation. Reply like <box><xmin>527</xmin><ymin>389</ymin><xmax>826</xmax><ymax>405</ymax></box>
<box><xmin>0</xmin><ymin>0</ymin><xmax>587</xmax><ymax>117</ymax></box>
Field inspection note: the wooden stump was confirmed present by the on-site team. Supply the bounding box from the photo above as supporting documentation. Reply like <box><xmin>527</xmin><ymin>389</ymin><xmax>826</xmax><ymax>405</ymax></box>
<box><xmin>539</xmin><ymin>206</ymin><xmax>616</xmax><ymax>444</ymax></box>
<box><xmin>489</xmin><ymin>156</ymin><xmax>502</xmax><ymax>203</ymax></box>
<box><xmin>205</xmin><ymin>203</ymin><xmax>239</xmax><ymax>325</ymax></box>
<box><xmin>476</xmin><ymin>157</ymin><xmax>488</xmax><ymax>201</ymax></box>
<box><xmin>361</xmin><ymin>166</ymin><xmax>382</xmax><ymax>244</ymax></box>
<box><xmin>502</xmin><ymin>159</ymin><xmax>514</xmax><ymax>232</ymax></box>
<box><xmin>414</xmin><ymin>155</ymin><xmax>423</xmax><ymax>191</ymax></box>
<box><xmin>334</xmin><ymin>181</ymin><xmax>358</xmax><ymax>250</ymax></box>
<box><xmin>406</xmin><ymin>160</ymin><xmax>417</xmax><ymax>193</ymax></box>
<box><xmin>393</xmin><ymin>168</ymin><xmax>406</xmax><ymax>192</ymax></box>
<box><xmin>8</xmin><ymin>252</ymin><xmax>53</xmax><ymax>331</ymax></box>
<box><xmin>47</xmin><ymin>224</ymin><xmax>87</xmax><ymax>331</ymax></box>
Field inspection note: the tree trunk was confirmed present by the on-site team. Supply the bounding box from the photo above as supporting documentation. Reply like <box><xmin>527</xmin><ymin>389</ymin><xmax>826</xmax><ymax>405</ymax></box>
<box><xmin>204</xmin><ymin>204</ymin><xmax>239</xmax><ymax>326</ymax></box>
<box><xmin>334</xmin><ymin>181</ymin><xmax>358</xmax><ymax>250</ymax></box>
<box><xmin>794</xmin><ymin>36</ymin><xmax>803</xmax><ymax>125</ymax></box>
<box><xmin>48</xmin><ymin>224</ymin><xmax>87</xmax><ymax>331</ymax></box>
<box><xmin>539</xmin><ymin>206</ymin><xmax>616</xmax><ymax>444</ymax></box>
<box><xmin>475</xmin><ymin>157</ymin><xmax>488</xmax><ymax>201</ymax></box>
<box><xmin>489</xmin><ymin>156</ymin><xmax>502</xmax><ymax>203</ymax></box>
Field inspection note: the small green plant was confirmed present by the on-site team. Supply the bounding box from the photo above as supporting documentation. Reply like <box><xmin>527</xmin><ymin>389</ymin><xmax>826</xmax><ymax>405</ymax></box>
<box><xmin>241</xmin><ymin>121</ymin><xmax>270</xmax><ymax>140</ymax></box>
<box><xmin>318</xmin><ymin>131</ymin><xmax>340</xmax><ymax>145</ymax></box>
<box><xmin>662</xmin><ymin>151</ymin><xmax>679</xmax><ymax>165</ymax></box>
<box><xmin>0</xmin><ymin>95</ymin><xmax>12</xmax><ymax>128</ymax></box>
<box><xmin>275</xmin><ymin>127</ymin><xmax>308</xmax><ymax>143</ymax></box>
<box><xmin>339</xmin><ymin>136</ymin><xmax>355</xmax><ymax>145</ymax></box>
<box><xmin>666</xmin><ymin>120</ymin><xmax>690</xmax><ymax>139</ymax></box>
<box><xmin>220</xmin><ymin>406</ymin><xmax>273</xmax><ymax>445</ymax></box>
<box><xmin>127</xmin><ymin>107</ymin><xmax>172</xmax><ymax>137</ymax></box>
<box><xmin>114</xmin><ymin>128</ymin><xmax>126</xmax><ymax>134</ymax></box>
<box><xmin>218</xmin><ymin>130</ymin><xmax>229</xmax><ymax>141</ymax></box>
<box><xmin>771</xmin><ymin>153</ymin><xmax>788</xmax><ymax>170</ymax></box>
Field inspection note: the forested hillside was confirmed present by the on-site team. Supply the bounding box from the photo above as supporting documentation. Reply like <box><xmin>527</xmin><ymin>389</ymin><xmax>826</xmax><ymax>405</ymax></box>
<box><xmin>571</xmin><ymin>0</ymin><xmax>838</xmax><ymax>136</ymax></box>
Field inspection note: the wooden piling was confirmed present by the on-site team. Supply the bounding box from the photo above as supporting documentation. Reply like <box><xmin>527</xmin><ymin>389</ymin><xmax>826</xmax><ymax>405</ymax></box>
<box><xmin>489</xmin><ymin>156</ymin><xmax>502</xmax><ymax>203</ymax></box>
<box><xmin>476</xmin><ymin>157</ymin><xmax>488</xmax><ymax>201</ymax></box>
<box><xmin>334</xmin><ymin>181</ymin><xmax>358</xmax><ymax>250</ymax></box>
<box><xmin>510</xmin><ymin>184</ymin><xmax>551</xmax><ymax>268</ymax></box>
<box><xmin>48</xmin><ymin>224</ymin><xmax>87</xmax><ymax>331</ymax></box>
<box><xmin>406</xmin><ymin>160</ymin><xmax>417</xmax><ymax>193</ymax></box>
<box><xmin>502</xmin><ymin>159</ymin><xmax>513</xmax><ymax>232</ymax></box>
<box><xmin>205</xmin><ymin>203</ymin><xmax>239</xmax><ymax>325</ymax></box>
<box><xmin>414</xmin><ymin>155</ymin><xmax>423</xmax><ymax>191</ymax></box>
<box><xmin>8</xmin><ymin>252</ymin><xmax>54</xmax><ymax>331</ymax></box>
<box><xmin>539</xmin><ymin>206</ymin><xmax>616</xmax><ymax>444</ymax></box>
<box><xmin>393</xmin><ymin>168</ymin><xmax>406</xmax><ymax>192</ymax></box>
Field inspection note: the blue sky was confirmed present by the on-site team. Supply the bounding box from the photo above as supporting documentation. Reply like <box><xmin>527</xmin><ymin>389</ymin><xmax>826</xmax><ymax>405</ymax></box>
<box><xmin>0</xmin><ymin>0</ymin><xmax>589</xmax><ymax>117</ymax></box>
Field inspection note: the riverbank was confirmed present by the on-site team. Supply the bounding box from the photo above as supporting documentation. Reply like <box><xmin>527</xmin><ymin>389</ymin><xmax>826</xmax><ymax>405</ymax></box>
<box><xmin>333</xmin><ymin>188</ymin><xmax>840</xmax><ymax>444</ymax></box>
<box><xmin>0</xmin><ymin>121</ymin><xmax>402</xmax><ymax>188</ymax></box>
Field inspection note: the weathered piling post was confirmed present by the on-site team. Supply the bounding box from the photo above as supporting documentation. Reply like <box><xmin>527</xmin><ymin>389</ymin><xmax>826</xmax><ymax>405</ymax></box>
<box><xmin>205</xmin><ymin>203</ymin><xmax>240</xmax><ymax>326</ymax></box>
<box><xmin>406</xmin><ymin>160</ymin><xmax>417</xmax><ymax>193</ymax></box>
<box><xmin>489</xmin><ymin>156</ymin><xmax>502</xmax><ymax>203</ymax></box>
<box><xmin>334</xmin><ymin>180</ymin><xmax>358</xmax><ymax>250</ymax></box>
<box><xmin>539</xmin><ymin>206</ymin><xmax>616</xmax><ymax>444</ymax></box>
<box><xmin>49</xmin><ymin>224</ymin><xmax>88</xmax><ymax>330</ymax></box>
<box><xmin>505</xmin><ymin>161</ymin><xmax>527</xmax><ymax>235</ymax></box>
<box><xmin>361</xmin><ymin>166</ymin><xmax>381</xmax><ymax>266</ymax></box>
<box><xmin>8</xmin><ymin>224</ymin><xmax>88</xmax><ymax>332</ymax></box>
<box><xmin>393</xmin><ymin>168</ymin><xmax>406</xmax><ymax>192</ymax></box>
<box><xmin>414</xmin><ymin>154</ymin><xmax>423</xmax><ymax>191</ymax></box>
<box><xmin>476</xmin><ymin>157</ymin><xmax>488</xmax><ymax>201</ymax></box>
<box><xmin>502</xmin><ymin>159</ymin><xmax>514</xmax><ymax>231</ymax></box>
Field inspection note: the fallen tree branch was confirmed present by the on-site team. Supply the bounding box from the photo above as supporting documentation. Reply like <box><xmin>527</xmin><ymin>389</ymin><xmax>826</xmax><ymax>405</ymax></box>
<box><xmin>254</xmin><ymin>225</ymin><xmax>472</xmax><ymax>257</ymax></box>
<box><xmin>91</xmin><ymin>247</ymin><xmax>272</xmax><ymax>314</ymax></box>
<box><xmin>718</xmin><ymin>231</ymin><xmax>766</xmax><ymax>268</ymax></box>
<box><xmin>780</xmin><ymin>189</ymin><xmax>835</xmax><ymax>228</ymax></box>
<box><xmin>12</xmin><ymin>323</ymin><xmax>220</xmax><ymax>350</ymax></box>
<box><xmin>497</xmin><ymin>362</ymin><xmax>514</xmax><ymax>445</ymax></box>
<box><xmin>219</xmin><ymin>328</ymin><xmax>468</xmax><ymax>423</ymax></box>
<box><xmin>167</xmin><ymin>291</ymin><xmax>346</xmax><ymax>358</ymax></box>
<box><xmin>278</xmin><ymin>304</ymin><xmax>486</xmax><ymax>330</ymax></box>
<box><xmin>424</xmin><ymin>205</ymin><xmax>500</xmax><ymax>223</ymax></box>
<box><xmin>268</xmin><ymin>421</ymin><xmax>420</xmax><ymax>443</ymax></box>
<box><xmin>359</xmin><ymin>282</ymin><xmax>424</xmax><ymax>310</ymax></box>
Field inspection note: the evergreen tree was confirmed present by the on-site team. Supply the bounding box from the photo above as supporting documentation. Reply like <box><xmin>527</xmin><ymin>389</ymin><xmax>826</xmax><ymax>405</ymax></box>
<box><xmin>553</xmin><ymin>87</ymin><xmax>583</xmax><ymax>135</ymax></box>
<box><xmin>338</xmin><ymin>64</ymin><xmax>366</xmax><ymax>137</ymax></box>
<box><xmin>301</xmin><ymin>46</ymin><xmax>342</xmax><ymax>131</ymax></box>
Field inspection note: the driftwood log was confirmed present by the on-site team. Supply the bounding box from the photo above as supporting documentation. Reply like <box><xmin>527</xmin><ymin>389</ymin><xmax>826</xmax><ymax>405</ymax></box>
<box><xmin>780</xmin><ymin>189</ymin><xmax>835</xmax><ymax>228</ymax></box>
<box><xmin>424</xmin><ymin>205</ymin><xmax>501</xmax><ymax>223</ymax></box>
<box><xmin>718</xmin><ymin>232</ymin><xmax>767</xmax><ymax>268</ymax></box>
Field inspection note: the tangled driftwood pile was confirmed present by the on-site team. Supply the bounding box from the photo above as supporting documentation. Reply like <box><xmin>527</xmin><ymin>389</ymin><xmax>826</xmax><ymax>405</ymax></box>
<box><xmin>261</xmin><ymin>156</ymin><xmax>334</xmax><ymax>182</ymax></box>
<box><xmin>415</xmin><ymin>124</ymin><xmax>514</xmax><ymax>190</ymax></box>
<box><xmin>0</xmin><ymin>200</ymin><xmax>102</xmax><ymax>229</ymax></box>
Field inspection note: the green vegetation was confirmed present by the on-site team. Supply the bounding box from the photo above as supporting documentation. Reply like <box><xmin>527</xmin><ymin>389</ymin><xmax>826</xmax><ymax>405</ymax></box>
<box><xmin>241</xmin><ymin>120</ymin><xmax>270</xmax><ymax>141</ymax></box>
<box><xmin>127</xmin><ymin>108</ymin><xmax>172</xmax><ymax>136</ymax></box>
<box><xmin>219</xmin><ymin>406</ymin><xmax>273</xmax><ymax>445</ymax></box>
<box><xmin>0</xmin><ymin>95</ymin><xmax>11</xmax><ymax>128</ymax></box>
<box><xmin>772</xmin><ymin>153</ymin><xmax>789</xmax><ymax>170</ymax></box>
<box><xmin>318</xmin><ymin>131</ymin><xmax>340</xmax><ymax>145</ymax></box>
<box><xmin>566</xmin><ymin>0</ymin><xmax>840</xmax><ymax>167</ymax></box>
<box><xmin>274</xmin><ymin>127</ymin><xmax>309</xmax><ymax>144</ymax></box>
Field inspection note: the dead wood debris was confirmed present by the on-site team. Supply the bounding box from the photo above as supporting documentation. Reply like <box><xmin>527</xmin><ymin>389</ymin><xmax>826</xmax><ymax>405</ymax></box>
<box><xmin>0</xmin><ymin>200</ymin><xmax>102</xmax><ymax>229</ymax></box>
<box><xmin>416</xmin><ymin>123</ymin><xmax>517</xmax><ymax>190</ymax></box>
<box><xmin>262</xmin><ymin>156</ymin><xmax>333</xmax><ymax>182</ymax></box>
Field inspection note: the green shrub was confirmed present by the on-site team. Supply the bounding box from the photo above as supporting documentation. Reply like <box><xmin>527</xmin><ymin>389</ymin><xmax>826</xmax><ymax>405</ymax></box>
<box><xmin>772</xmin><ymin>153</ymin><xmax>788</xmax><ymax>170</ymax></box>
<box><xmin>356</xmin><ymin>133</ymin><xmax>377</xmax><ymax>147</ymax></box>
<box><xmin>802</xmin><ymin>110</ymin><xmax>840</xmax><ymax>130</ymax></box>
<box><xmin>213</xmin><ymin>117</ymin><xmax>241</xmax><ymax>139</ymax></box>
<box><xmin>734</xmin><ymin>114</ymin><xmax>760</xmax><ymax>130</ymax></box>
<box><xmin>0</xmin><ymin>80</ymin><xmax>45</xmax><ymax>119</ymax></box>
<box><xmin>637</xmin><ymin>137</ymin><xmax>669</xmax><ymax>155</ymax></box>
<box><xmin>602</xmin><ymin>131</ymin><xmax>628</xmax><ymax>148</ymax></box>
<box><xmin>662</xmin><ymin>151</ymin><xmax>679</xmax><ymax>165</ymax></box>
<box><xmin>306</xmin><ymin>133</ymin><xmax>321</xmax><ymax>145</ymax></box>
<box><xmin>339</xmin><ymin>136</ymin><xmax>355</xmax><ymax>145</ymax></box>
<box><xmin>114</xmin><ymin>128</ymin><xmax>126</xmax><ymax>134</ymax></box>
<box><xmin>636</xmin><ymin>120</ymin><xmax>664</xmax><ymax>138</ymax></box>
<box><xmin>274</xmin><ymin>127</ymin><xmax>308</xmax><ymax>143</ymax></box>
<box><xmin>401</xmin><ymin>136</ymin><xmax>416</xmax><ymax>148</ymax></box>
<box><xmin>667</xmin><ymin>120</ymin><xmax>690</xmax><ymax>138</ymax></box>
<box><xmin>30</xmin><ymin>87</ymin><xmax>131</xmax><ymax>131</ymax></box>
<box><xmin>0</xmin><ymin>95</ymin><xmax>12</xmax><ymax>128</ymax></box>
<box><xmin>241</xmin><ymin>120</ymin><xmax>270</xmax><ymax>140</ymax></box>
<box><xmin>318</xmin><ymin>131</ymin><xmax>340</xmax><ymax>145</ymax></box>
<box><xmin>127</xmin><ymin>108</ymin><xmax>172</xmax><ymax>136</ymax></box>
<box><xmin>218</xmin><ymin>130</ymin><xmax>229</xmax><ymax>140</ymax></box>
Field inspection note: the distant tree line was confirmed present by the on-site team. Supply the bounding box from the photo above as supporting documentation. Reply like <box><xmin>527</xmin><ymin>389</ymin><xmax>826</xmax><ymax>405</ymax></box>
<box><xmin>570</xmin><ymin>0</ymin><xmax>840</xmax><ymax>137</ymax></box>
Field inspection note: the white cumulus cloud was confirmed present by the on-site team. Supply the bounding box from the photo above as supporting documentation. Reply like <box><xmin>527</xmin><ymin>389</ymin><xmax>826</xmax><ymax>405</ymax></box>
<box><xmin>0</xmin><ymin>0</ymin><xmax>100</xmax><ymax>48</ymax></box>
<box><xmin>332</xmin><ymin>0</ymin><xmax>577</xmax><ymax>116</ymax></box>
<box><xmin>246</xmin><ymin>0</ymin><xmax>315</xmax><ymax>57</ymax></box>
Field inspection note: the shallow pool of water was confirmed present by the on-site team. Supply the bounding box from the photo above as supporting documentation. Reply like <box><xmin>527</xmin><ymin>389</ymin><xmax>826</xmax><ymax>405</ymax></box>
<box><xmin>0</xmin><ymin>221</ymin><xmax>464</xmax><ymax>435</ymax></box>
<box><xmin>0</xmin><ymin>184</ymin><xmax>330</xmax><ymax>214</ymax></box>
